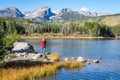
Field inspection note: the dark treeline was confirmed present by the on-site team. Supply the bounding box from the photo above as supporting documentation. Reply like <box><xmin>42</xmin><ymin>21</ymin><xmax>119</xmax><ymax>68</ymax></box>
<box><xmin>67</xmin><ymin>22</ymin><xmax>115</xmax><ymax>37</ymax></box>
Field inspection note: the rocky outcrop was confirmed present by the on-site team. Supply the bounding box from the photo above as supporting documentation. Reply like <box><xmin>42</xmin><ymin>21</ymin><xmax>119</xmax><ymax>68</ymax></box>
<box><xmin>12</xmin><ymin>42</ymin><xmax>34</xmax><ymax>53</ymax></box>
<box><xmin>4</xmin><ymin>53</ymin><xmax>48</xmax><ymax>62</ymax></box>
<box><xmin>4</xmin><ymin>42</ymin><xmax>55</xmax><ymax>63</ymax></box>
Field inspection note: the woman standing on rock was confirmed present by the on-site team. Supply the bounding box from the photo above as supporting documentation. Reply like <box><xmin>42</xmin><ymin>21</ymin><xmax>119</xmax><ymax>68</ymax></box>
<box><xmin>41</xmin><ymin>37</ymin><xmax>46</xmax><ymax>56</ymax></box>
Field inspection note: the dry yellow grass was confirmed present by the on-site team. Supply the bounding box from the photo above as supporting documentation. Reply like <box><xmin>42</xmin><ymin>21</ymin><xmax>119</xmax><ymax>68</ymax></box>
<box><xmin>63</xmin><ymin>62</ymin><xmax>84</xmax><ymax>70</ymax></box>
<box><xmin>0</xmin><ymin>62</ymin><xmax>84</xmax><ymax>80</ymax></box>
<box><xmin>47</xmin><ymin>53</ymin><xmax>60</xmax><ymax>61</ymax></box>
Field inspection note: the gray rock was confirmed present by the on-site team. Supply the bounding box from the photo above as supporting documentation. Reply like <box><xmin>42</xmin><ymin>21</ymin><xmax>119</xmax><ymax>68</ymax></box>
<box><xmin>77</xmin><ymin>56</ymin><xmax>86</xmax><ymax>63</ymax></box>
<box><xmin>12</xmin><ymin>42</ymin><xmax>34</xmax><ymax>53</ymax></box>
<box><xmin>86</xmin><ymin>61</ymin><xmax>91</xmax><ymax>65</ymax></box>
<box><xmin>64</xmin><ymin>58</ymin><xmax>69</xmax><ymax>61</ymax></box>
<box><xmin>93</xmin><ymin>60</ymin><xmax>100</xmax><ymax>63</ymax></box>
<box><xmin>14</xmin><ymin>52</ymin><xmax>27</xmax><ymax>57</ymax></box>
<box><xmin>29</xmin><ymin>53</ymin><xmax>41</xmax><ymax>60</ymax></box>
<box><xmin>71</xmin><ymin>57</ymin><xmax>75</xmax><ymax>61</ymax></box>
<box><xmin>4</xmin><ymin>53</ymin><xmax>43</xmax><ymax>62</ymax></box>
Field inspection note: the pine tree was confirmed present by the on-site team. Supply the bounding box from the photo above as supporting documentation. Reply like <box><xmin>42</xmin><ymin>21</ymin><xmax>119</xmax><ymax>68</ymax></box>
<box><xmin>0</xmin><ymin>25</ymin><xmax>4</xmax><ymax>55</ymax></box>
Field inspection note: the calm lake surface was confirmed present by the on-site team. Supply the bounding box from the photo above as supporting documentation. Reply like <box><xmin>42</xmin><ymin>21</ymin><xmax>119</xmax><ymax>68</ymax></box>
<box><xmin>23</xmin><ymin>39</ymin><xmax>120</xmax><ymax>80</ymax></box>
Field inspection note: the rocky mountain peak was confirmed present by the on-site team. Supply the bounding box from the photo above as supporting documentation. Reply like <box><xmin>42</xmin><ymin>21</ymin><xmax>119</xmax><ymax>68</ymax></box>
<box><xmin>24</xmin><ymin>6</ymin><xmax>55</xmax><ymax>20</ymax></box>
<box><xmin>0</xmin><ymin>7</ymin><xmax>24</xmax><ymax>17</ymax></box>
<box><xmin>35</xmin><ymin>6</ymin><xmax>51</xmax><ymax>12</ymax></box>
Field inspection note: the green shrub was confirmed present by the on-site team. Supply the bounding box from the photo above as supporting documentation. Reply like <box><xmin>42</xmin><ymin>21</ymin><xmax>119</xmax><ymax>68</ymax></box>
<box><xmin>3</xmin><ymin>32</ymin><xmax>20</xmax><ymax>46</ymax></box>
<box><xmin>0</xmin><ymin>29</ymin><xmax>4</xmax><ymax>55</ymax></box>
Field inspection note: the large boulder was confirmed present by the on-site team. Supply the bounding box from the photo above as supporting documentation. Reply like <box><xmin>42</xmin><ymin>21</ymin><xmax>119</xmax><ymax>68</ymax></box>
<box><xmin>12</xmin><ymin>42</ymin><xmax>34</xmax><ymax>53</ymax></box>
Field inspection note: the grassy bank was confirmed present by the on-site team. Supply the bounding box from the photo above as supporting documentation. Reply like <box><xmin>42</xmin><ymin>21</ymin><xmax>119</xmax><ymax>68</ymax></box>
<box><xmin>0</xmin><ymin>62</ymin><xmax>84</xmax><ymax>80</ymax></box>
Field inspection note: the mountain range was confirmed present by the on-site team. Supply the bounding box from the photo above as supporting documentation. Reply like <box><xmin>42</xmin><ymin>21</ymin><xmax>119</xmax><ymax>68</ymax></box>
<box><xmin>0</xmin><ymin>6</ymin><xmax>108</xmax><ymax>22</ymax></box>
<box><xmin>0</xmin><ymin>7</ymin><xmax>24</xmax><ymax>17</ymax></box>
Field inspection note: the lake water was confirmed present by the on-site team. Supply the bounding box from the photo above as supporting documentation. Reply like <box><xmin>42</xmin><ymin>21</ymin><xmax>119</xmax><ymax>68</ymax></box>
<box><xmin>23</xmin><ymin>39</ymin><xmax>120</xmax><ymax>80</ymax></box>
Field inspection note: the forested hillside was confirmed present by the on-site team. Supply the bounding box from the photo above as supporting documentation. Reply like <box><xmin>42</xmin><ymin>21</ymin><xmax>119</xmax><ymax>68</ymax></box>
<box><xmin>0</xmin><ymin>17</ymin><xmax>120</xmax><ymax>38</ymax></box>
<box><xmin>73</xmin><ymin>14</ymin><xmax>120</xmax><ymax>27</ymax></box>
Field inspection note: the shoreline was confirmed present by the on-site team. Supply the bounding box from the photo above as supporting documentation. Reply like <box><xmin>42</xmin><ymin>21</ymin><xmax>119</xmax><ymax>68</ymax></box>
<box><xmin>21</xmin><ymin>35</ymin><xmax>115</xmax><ymax>39</ymax></box>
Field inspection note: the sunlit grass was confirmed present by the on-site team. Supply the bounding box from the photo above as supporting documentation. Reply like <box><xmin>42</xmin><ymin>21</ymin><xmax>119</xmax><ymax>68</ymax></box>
<box><xmin>0</xmin><ymin>62</ymin><xmax>84</xmax><ymax>80</ymax></box>
<box><xmin>63</xmin><ymin>62</ymin><xmax>84</xmax><ymax>70</ymax></box>
<box><xmin>47</xmin><ymin>53</ymin><xmax>60</xmax><ymax>61</ymax></box>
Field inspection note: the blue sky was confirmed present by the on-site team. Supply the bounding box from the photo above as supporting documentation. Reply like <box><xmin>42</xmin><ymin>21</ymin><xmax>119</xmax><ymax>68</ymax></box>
<box><xmin>0</xmin><ymin>0</ymin><xmax>120</xmax><ymax>14</ymax></box>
